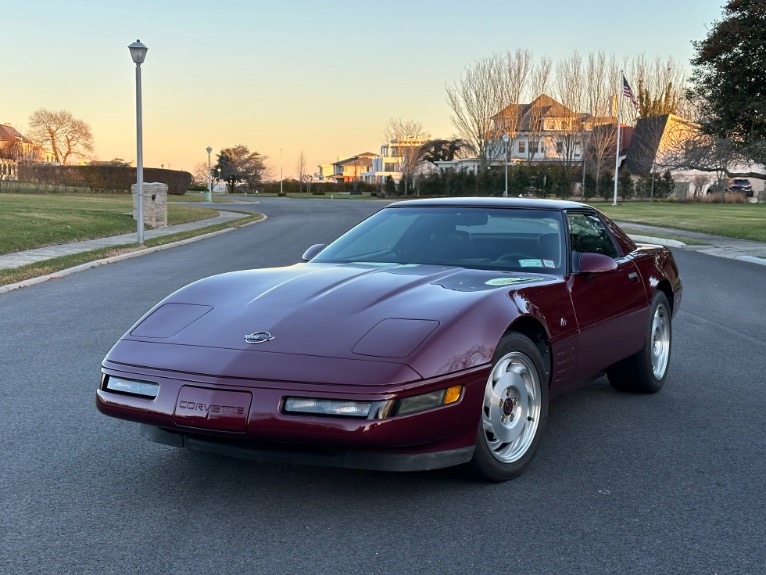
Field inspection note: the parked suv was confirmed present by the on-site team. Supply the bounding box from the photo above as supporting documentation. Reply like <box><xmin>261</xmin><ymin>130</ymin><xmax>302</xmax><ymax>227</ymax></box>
<box><xmin>726</xmin><ymin>178</ymin><xmax>754</xmax><ymax>197</ymax></box>
<box><xmin>707</xmin><ymin>178</ymin><xmax>754</xmax><ymax>198</ymax></box>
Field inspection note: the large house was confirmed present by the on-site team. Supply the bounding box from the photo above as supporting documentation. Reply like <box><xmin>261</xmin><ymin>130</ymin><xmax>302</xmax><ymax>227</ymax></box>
<box><xmin>318</xmin><ymin>136</ymin><xmax>432</xmax><ymax>186</ymax></box>
<box><xmin>0</xmin><ymin>124</ymin><xmax>55</xmax><ymax>180</ymax></box>
<box><xmin>433</xmin><ymin>94</ymin><xmax>616</xmax><ymax>173</ymax></box>
<box><xmin>488</xmin><ymin>94</ymin><xmax>615</xmax><ymax>165</ymax></box>
<box><xmin>318</xmin><ymin>153</ymin><xmax>376</xmax><ymax>183</ymax></box>
<box><xmin>361</xmin><ymin>136</ymin><xmax>431</xmax><ymax>184</ymax></box>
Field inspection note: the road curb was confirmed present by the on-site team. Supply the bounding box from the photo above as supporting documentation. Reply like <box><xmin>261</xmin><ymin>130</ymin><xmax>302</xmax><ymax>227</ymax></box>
<box><xmin>628</xmin><ymin>235</ymin><xmax>687</xmax><ymax>248</ymax></box>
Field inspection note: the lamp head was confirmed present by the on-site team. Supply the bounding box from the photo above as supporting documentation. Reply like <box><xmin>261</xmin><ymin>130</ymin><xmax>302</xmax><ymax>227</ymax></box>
<box><xmin>128</xmin><ymin>40</ymin><xmax>148</xmax><ymax>65</ymax></box>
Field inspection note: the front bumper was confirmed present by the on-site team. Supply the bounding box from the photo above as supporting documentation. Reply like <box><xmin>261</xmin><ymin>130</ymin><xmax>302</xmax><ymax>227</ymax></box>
<box><xmin>97</xmin><ymin>363</ymin><xmax>489</xmax><ymax>472</ymax></box>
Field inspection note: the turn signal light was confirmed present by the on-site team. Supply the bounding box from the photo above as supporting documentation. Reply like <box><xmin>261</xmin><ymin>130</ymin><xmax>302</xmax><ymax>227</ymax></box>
<box><xmin>396</xmin><ymin>385</ymin><xmax>463</xmax><ymax>416</ymax></box>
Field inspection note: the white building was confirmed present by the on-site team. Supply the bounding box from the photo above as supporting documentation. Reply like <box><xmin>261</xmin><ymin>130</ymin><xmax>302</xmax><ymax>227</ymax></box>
<box><xmin>361</xmin><ymin>136</ymin><xmax>431</xmax><ymax>184</ymax></box>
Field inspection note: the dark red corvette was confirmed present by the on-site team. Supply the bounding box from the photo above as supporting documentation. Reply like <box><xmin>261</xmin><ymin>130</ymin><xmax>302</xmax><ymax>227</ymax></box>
<box><xmin>97</xmin><ymin>198</ymin><xmax>682</xmax><ymax>481</ymax></box>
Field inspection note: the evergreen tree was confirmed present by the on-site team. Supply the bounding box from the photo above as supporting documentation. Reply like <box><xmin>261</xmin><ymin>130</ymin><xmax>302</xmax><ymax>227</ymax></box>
<box><xmin>385</xmin><ymin>175</ymin><xmax>396</xmax><ymax>197</ymax></box>
<box><xmin>688</xmin><ymin>1</ymin><xmax>766</xmax><ymax>164</ymax></box>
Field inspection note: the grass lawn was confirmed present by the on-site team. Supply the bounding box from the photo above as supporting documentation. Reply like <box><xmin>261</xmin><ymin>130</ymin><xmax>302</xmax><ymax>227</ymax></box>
<box><xmin>0</xmin><ymin>193</ymin><xmax>218</xmax><ymax>255</ymax></box>
<box><xmin>596</xmin><ymin>201</ymin><xmax>766</xmax><ymax>243</ymax></box>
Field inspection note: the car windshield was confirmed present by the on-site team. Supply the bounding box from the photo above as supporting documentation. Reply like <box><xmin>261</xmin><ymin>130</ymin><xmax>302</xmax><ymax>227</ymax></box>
<box><xmin>732</xmin><ymin>179</ymin><xmax>750</xmax><ymax>186</ymax></box>
<box><xmin>312</xmin><ymin>206</ymin><xmax>566</xmax><ymax>273</ymax></box>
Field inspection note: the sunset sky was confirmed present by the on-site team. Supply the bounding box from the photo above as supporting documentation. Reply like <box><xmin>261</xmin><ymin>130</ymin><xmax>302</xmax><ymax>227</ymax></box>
<box><xmin>4</xmin><ymin>0</ymin><xmax>724</xmax><ymax>179</ymax></box>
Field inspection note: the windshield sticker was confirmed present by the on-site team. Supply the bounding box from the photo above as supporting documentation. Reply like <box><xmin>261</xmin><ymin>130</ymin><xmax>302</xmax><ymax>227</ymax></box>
<box><xmin>543</xmin><ymin>259</ymin><xmax>556</xmax><ymax>268</ymax></box>
<box><xmin>485</xmin><ymin>277</ymin><xmax>541</xmax><ymax>286</ymax></box>
<box><xmin>519</xmin><ymin>259</ymin><xmax>543</xmax><ymax>268</ymax></box>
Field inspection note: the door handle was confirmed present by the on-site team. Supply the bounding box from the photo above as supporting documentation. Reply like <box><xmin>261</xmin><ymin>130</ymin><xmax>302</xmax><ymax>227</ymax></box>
<box><xmin>627</xmin><ymin>272</ymin><xmax>639</xmax><ymax>283</ymax></box>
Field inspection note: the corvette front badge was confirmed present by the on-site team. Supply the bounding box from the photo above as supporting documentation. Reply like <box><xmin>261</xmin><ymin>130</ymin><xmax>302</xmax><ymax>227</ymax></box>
<box><xmin>244</xmin><ymin>331</ymin><xmax>275</xmax><ymax>344</ymax></box>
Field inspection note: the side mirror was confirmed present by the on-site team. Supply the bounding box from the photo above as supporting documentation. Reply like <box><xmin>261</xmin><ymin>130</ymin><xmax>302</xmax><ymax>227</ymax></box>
<box><xmin>574</xmin><ymin>252</ymin><xmax>617</xmax><ymax>274</ymax></box>
<box><xmin>302</xmin><ymin>244</ymin><xmax>326</xmax><ymax>262</ymax></box>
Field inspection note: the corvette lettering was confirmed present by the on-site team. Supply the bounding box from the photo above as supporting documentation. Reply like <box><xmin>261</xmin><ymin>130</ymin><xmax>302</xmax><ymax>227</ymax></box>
<box><xmin>178</xmin><ymin>401</ymin><xmax>245</xmax><ymax>415</ymax></box>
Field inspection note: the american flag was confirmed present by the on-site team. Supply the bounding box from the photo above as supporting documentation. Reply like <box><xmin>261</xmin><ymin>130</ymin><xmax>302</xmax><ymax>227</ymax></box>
<box><xmin>622</xmin><ymin>76</ymin><xmax>639</xmax><ymax>111</ymax></box>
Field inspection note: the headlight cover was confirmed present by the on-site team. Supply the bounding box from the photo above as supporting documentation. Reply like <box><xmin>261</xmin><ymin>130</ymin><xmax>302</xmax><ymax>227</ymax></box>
<box><xmin>103</xmin><ymin>375</ymin><xmax>159</xmax><ymax>398</ymax></box>
<box><xmin>283</xmin><ymin>398</ymin><xmax>373</xmax><ymax>418</ymax></box>
<box><xmin>283</xmin><ymin>386</ymin><xmax>462</xmax><ymax>420</ymax></box>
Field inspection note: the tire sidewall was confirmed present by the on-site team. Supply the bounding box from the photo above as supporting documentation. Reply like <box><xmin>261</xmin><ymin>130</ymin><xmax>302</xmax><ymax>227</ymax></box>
<box><xmin>644</xmin><ymin>291</ymin><xmax>672</xmax><ymax>391</ymax></box>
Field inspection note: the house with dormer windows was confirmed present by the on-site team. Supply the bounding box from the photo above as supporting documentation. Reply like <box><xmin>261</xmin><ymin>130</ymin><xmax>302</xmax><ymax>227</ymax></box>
<box><xmin>488</xmin><ymin>94</ymin><xmax>614</xmax><ymax>165</ymax></box>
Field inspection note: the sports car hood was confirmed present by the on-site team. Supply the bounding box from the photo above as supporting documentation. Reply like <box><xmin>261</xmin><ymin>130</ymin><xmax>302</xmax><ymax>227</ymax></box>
<box><xmin>106</xmin><ymin>263</ymin><xmax>555</xmax><ymax>381</ymax></box>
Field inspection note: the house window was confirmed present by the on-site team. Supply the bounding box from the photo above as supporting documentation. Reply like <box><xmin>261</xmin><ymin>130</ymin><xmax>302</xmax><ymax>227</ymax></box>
<box><xmin>518</xmin><ymin>141</ymin><xmax>526</xmax><ymax>154</ymax></box>
<box><xmin>556</xmin><ymin>141</ymin><xmax>563</xmax><ymax>154</ymax></box>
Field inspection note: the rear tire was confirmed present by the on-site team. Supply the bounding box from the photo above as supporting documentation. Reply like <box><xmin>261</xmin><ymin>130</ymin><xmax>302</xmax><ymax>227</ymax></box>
<box><xmin>607</xmin><ymin>291</ymin><xmax>672</xmax><ymax>394</ymax></box>
<box><xmin>469</xmin><ymin>333</ymin><xmax>549</xmax><ymax>482</ymax></box>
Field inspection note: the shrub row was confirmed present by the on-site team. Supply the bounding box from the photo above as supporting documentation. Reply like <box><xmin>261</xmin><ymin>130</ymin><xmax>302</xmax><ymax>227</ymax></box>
<box><xmin>17</xmin><ymin>164</ymin><xmax>192</xmax><ymax>195</ymax></box>
<box><xmin>258</xmin><ymin>179</ymin><xmax>380</xmax><ymax>196</ymax></box>
<box><xmin>410</xmin><ymin>165</ymin><xmax>676</xmax><ymax>201</ymax></box>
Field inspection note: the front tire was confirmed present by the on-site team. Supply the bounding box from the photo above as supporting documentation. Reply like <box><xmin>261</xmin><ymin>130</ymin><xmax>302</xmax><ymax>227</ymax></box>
<box><xmin>469</xmin><ymin>333</ymin><xmax>549</xmax><ymax>482</ymax></box>
<box><xmin>607</xmin><ymin>291</ymin><xmax>672</xmax><ymax>393</ymax></box>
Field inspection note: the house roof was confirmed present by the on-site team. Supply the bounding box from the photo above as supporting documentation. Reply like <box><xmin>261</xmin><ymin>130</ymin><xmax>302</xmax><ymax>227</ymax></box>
<box><xmin>624</xmin><ymin>113</ymin><xmax>701</xmax><ymax>175</ymax></box>
<box><xmin>0</xmin><ymin>124</ymin><xmax>32</xmax><ymax>143</ymax></box>
<box><xmin>334</xmin><ymin>153</ymin><xmax>375</xmax><ymax>167</ymax></box>
<box><xmin>625</xmin><ymin>115</ymin><xmax>671</xmax><ymax>174</ymax></box>
<box><xmin>493</xmin><ymin>94</ymin><xmax>590</xmax><ymax>130</ymax></box>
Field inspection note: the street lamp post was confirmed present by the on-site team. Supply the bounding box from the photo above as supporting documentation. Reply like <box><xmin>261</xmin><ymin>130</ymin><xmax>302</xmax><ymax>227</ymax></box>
<box><xmin>128</xmin><ymin>39</ymin><xmax>148</xmax><ymax>245</ymax></box>
<box><xmin>502</xmin><ymin>134</ymin><xmax>510</xmax><ymax>197</ymax></box>
<box><xmin>206</xmin><ymin>146</ymin><xmax>213</xmax><ymax>202</ymax></box>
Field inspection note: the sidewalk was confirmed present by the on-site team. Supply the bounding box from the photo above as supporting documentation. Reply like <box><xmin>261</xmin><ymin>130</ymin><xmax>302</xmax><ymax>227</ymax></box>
<box><xmin>1</xmin><ymin>212</ymin><xmax>764</xmax><ymax>295</ymax></box>
<box><xmin>619</xmin><ymin>222</ymin><xmax>766</xmax><ymax>265</ymax></box>
<box><xmin>0</xmin><ymin>210</ymin><xmax>249</xmax><ymax>270</ymax></box>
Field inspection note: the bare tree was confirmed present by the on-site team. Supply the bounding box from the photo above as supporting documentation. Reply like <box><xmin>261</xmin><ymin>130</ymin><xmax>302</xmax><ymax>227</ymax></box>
<box><xmin>448</xmin><ymin>51</ymin><xmax>536</xmax><ymax>171</ymax></box>
<box><xmin>27</xmin><ymin>109</ymin><xmax>94</xmax><ymax>164</ymax></box>
<box><xmin>628</xmin><ymin>55</ymin><xmax>687</xmax><ymax>118</ymax></box>
<box><xmin>582</xmin><ymin>52</ymin><xmax>620</xmax><ymax>195</ymax></box>
<box><xmin>489</xmin><ymin>49</ymin><xmax>534</xmax><ymax>162</ymax></box>
<box><xmin>554</xmin><ymin>52</ymin><xmax>587</xmax><ymax>168</ymax></box>
<box><xmin>296</xmin><ymin>150</ymin><xmax>306</xmax><ymax>193</ymax></box>
<box><xmin>382</xmin><ymin>118</ymin><xmax>429</xmax><ymax>194</ymax></box>
<box><xmin>691</xmin><ymin>173</ymin><xmax>712</xmax><ymax>198</ymax></box>
<box><xmin>524</xmin><ymin>57</ymin><xmax>553</xmax><ymax>162</ymax></box>
<box><xmin>446</xmin><ymin>56</ymin><xmax>502</xmax><ymax>172</ymax></box>
<box><xmin>301</xmin><ymin>173</ymin><xmax>313</xmax><ymax>194</ymax></box>
<box><xmin>191</xmin><ymin>162</ymin><xmax>210</xmax><ymax>187</ymax></box>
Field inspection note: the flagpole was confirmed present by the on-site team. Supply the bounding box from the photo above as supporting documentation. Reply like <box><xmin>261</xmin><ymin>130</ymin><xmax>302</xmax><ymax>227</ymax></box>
<box><xmin>612</xmin><ymin>74</ymin><xmax>622</xmax><ymax>206</ymax></box>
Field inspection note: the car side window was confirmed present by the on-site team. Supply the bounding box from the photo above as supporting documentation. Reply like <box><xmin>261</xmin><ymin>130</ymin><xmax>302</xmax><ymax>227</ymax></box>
<box><xmin>566</xmin><ymin>212</ymin><xmax>619</xmax><ymax>258</ymax></box>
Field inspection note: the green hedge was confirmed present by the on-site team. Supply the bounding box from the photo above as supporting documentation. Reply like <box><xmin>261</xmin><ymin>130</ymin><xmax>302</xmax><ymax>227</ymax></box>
<box><xmin>415</xmin><ymin>165</ymin><xmax>579</xmax><ymax>198</ymax></box>
<box><xmin>17</xmin><ymin>164</ymin><xmax>192</xmax><ymax>195</ymax></box>
<box><xmin>258</xmin><ymin>179</ymin><xmax>380</xmax><ymax>196</ymax></box>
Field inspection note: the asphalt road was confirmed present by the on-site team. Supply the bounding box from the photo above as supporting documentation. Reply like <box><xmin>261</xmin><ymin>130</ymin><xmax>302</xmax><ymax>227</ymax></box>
<box><xmin>2</xmin><ymin>198</ymin><xmax>765</xmax><ymax>575</ymax></box>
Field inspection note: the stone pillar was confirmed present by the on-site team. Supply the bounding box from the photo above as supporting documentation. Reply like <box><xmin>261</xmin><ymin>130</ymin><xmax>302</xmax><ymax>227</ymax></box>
<box><xmin>131</xmin><ymin>182</ymin><xmax>168</xmax><ymax>228</ymax></box>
